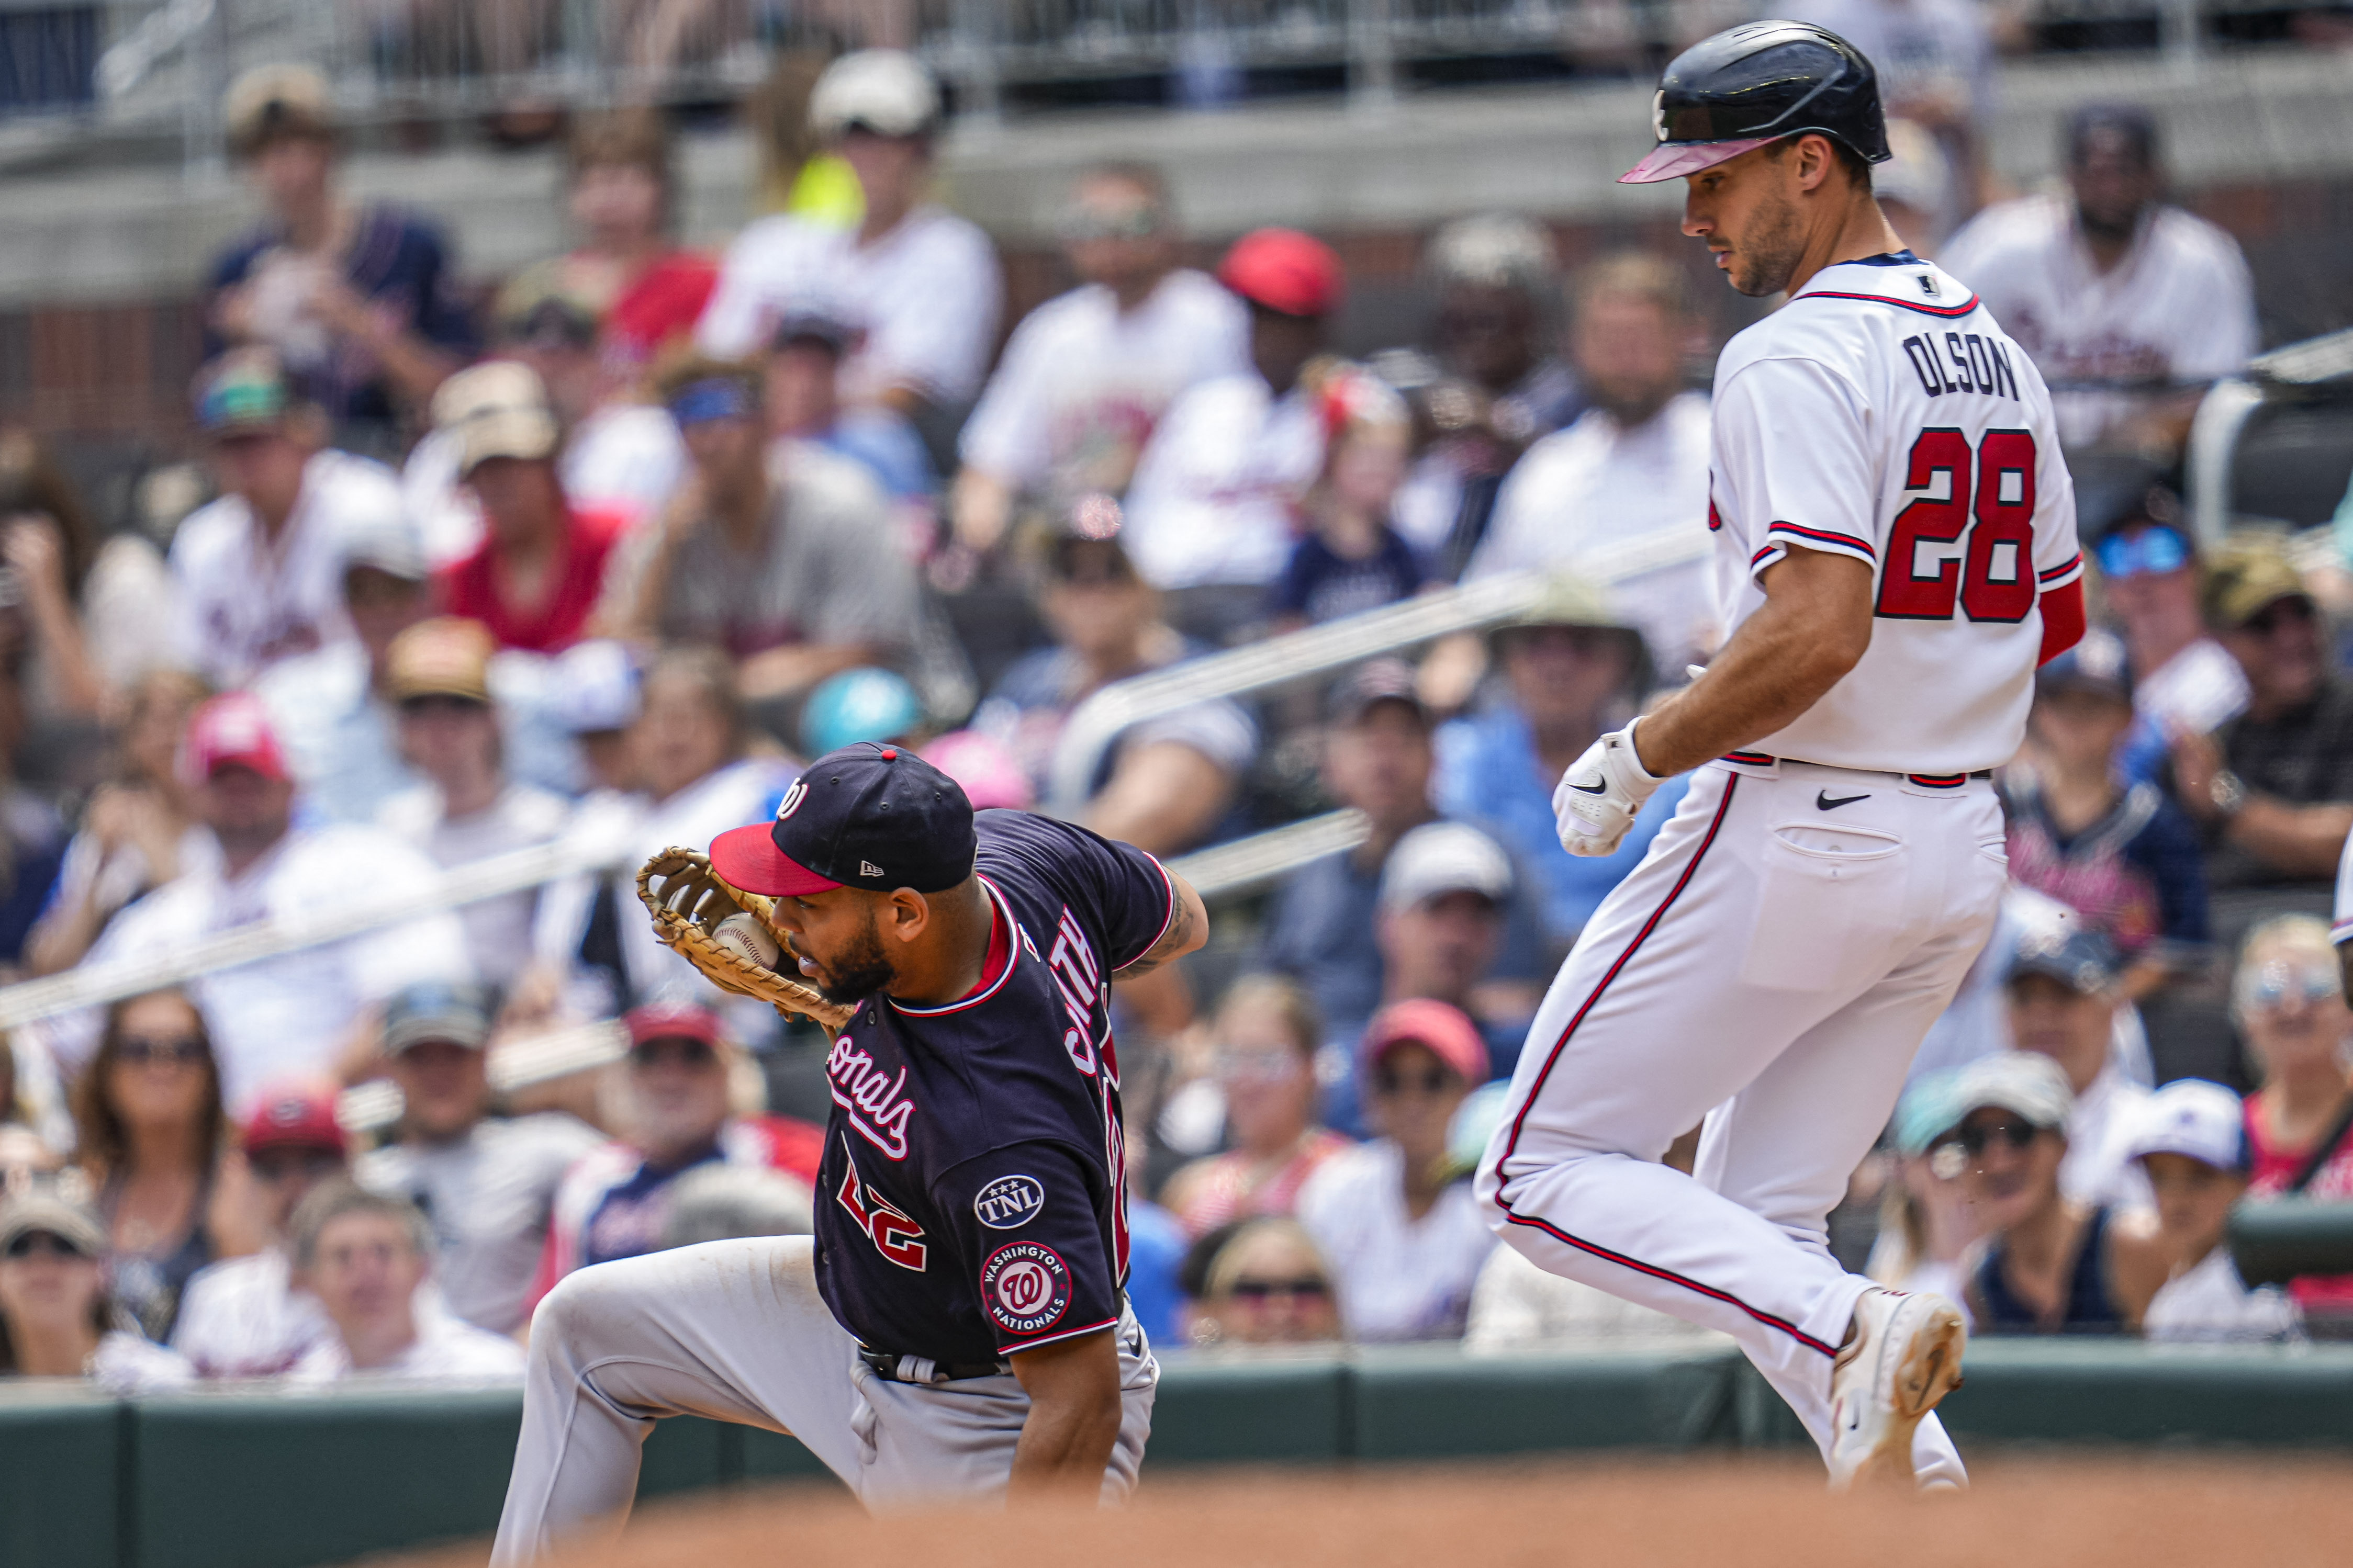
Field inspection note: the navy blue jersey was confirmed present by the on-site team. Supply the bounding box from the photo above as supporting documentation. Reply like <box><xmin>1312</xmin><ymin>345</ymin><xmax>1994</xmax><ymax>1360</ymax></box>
<box><xmin>811</xmin><ymin>810</ymin><xmax>1176</xmax><ymax>1362</ymax></box>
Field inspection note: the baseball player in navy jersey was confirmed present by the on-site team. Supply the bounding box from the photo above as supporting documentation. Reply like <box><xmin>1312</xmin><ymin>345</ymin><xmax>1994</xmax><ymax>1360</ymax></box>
<box><xmin>491</xmin><ymin>744</ymin><xmax>1207</xmax><ymax>1561</ymax></box>
<box><xmin>1475</xmin><ymin>22</ymin><xmax>2086</xmax><ymax>1491</ymax></box>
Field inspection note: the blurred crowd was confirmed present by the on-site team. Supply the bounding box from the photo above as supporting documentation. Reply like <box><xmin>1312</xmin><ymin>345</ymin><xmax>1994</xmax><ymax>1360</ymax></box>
<box><xmin>0</xmin><ymin>27</ymin><xmax>2347</xmax><ymax>1390</ymax></box>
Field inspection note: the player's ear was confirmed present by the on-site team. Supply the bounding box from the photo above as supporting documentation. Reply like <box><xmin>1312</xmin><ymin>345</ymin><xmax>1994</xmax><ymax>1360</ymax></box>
<box><xmin>882</xmin><ymin>887</ymin><xmax>930</xmax><ymax>945</ymax></box>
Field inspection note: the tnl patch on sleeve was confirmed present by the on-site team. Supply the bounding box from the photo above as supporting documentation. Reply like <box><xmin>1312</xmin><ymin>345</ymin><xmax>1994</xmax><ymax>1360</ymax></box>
<box><xmin>972</xmin><ymin>1173</ymin><xmax>1046</xmax><ymax>1229</ymax></box>
<box><xmin>981</xmin><ymin>1240</ymin><xmax>1071</xmax><ymax>1336</ymax></box>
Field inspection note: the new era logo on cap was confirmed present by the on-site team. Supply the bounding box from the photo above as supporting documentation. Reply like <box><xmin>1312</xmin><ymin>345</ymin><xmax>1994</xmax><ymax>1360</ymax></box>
<box><xmin>708</xmin><ymin>743</ymin><xmax>976</xmax><ymax>899</ymax></box>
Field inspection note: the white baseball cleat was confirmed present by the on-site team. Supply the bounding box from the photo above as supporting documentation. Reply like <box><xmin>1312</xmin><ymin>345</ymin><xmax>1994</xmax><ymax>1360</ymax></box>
<box><xmin>1825</xmin><ymin>1287</ymin><xmax>1967</xmax><ymax>1493</ymax></box>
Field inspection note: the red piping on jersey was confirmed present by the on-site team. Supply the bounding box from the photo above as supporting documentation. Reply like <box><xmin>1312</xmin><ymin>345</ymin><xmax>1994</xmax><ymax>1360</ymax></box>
<box><xmin>1767</xmin><ymin>522</ymin><xmax>1877</xmax><ymax>558</ymax></box>
<box><xmin>2037</xmin><ymin>552</ymin><xmax>2083</xmax><ymax>584</ymax></box>
<box><xmin>995</xmin><ymin>1312</ymin><xmax>1121</xmax><ymax>1357</ymax></box>
<box><xmin>1904</xmin><ymin>773</ymin><xmax>1968</xmax><ymax>788</ymax></box>
<box><xmin>889</xmin><ymin>878</ymin><xmax>1021</xmax><ymax>1017</ymax></box>
<box><xmin>1488</xmin><ymin>775</ymin><xmax>1837</xmax><ymax>1361</ymax></box>
<box><xmin>1122</xmin><ymin>852</ymin><xmax>1180</xmax><ymax>973</ymax></box>
<box><xmin>1721</xmin><ymin>751</ymin><xmax>1775</xmax><ymax>766</ymax></box>
<box><xmin>1796</xmin><ymin>288</ymin><xmax>1982</xmax><ymax>319</ymax></box>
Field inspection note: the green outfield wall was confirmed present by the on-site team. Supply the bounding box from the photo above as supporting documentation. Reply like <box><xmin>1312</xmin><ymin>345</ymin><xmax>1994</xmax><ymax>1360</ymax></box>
<box><xmin>4</xmin><ymin>1340</ymin><xmax>2352</xmax><ymax>1568</ymax></box>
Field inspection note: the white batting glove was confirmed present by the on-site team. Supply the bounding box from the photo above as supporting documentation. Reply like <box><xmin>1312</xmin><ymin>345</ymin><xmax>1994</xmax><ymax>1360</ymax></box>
<box><xmin>1552</xmin><ymin>719</ymin><xmax>1665</xmax><ymax>858</ymax></box>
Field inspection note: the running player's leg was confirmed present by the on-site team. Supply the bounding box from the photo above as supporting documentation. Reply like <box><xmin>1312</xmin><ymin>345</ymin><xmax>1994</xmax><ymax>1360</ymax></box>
<box><xmin>490</xmin><ymin>1236</ymin><xmax>862</xmax><ymax>1565</ymax></box>
<box><xmin>1478</xmin><ymin>768</ymin><xmax>1992</xmax><ymax>1378</ymax></box>
<box><xmin>1690</xmin><ymin>833</ymin><xmax>2001</xmax><ymax>1484</ymax></box>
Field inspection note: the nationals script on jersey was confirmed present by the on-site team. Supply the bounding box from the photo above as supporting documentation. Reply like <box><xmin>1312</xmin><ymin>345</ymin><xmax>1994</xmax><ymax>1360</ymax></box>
<box><xmin>1707</xmin><ymin>252</ymin><xmax>2082</xmax><ymax>776</ymax></box>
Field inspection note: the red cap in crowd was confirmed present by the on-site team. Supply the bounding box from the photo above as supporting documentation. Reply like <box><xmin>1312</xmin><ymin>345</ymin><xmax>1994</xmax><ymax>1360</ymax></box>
<box><xmin>624</xmin><ymin>1001</ymin><xmax>726</xmax><ymax>1050</ymax></box>
<box><xmin>1217</xmin><ymin>228</ymin><xmax>1346</xmax><ymax>319</ymax></box>
<box><xmin>183</xmin><ymin>692</ymin><xmax>292</xmax><ymax>785</ymax></box>
<box><xmin>1359</xmin><ymin>998</ymin><xmax>1489</xmax><ymax>1085</ymax></box>
<box><xmin>239</xmin><ymin>1081</ymin><xmax>348</xmax><ymax>1157</ymax></box>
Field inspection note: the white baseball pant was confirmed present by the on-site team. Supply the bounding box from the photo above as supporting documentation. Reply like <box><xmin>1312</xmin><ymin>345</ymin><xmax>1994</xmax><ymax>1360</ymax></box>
<box><xmin>1477</xmin><ymin>759</ymin><xmax>2006</xmax><ymax>1484</ymax></box>
<box><xmin>489</xmin><ymin>1236</ymin><xmax>1158</xmax><ymax>1564</ymax></box>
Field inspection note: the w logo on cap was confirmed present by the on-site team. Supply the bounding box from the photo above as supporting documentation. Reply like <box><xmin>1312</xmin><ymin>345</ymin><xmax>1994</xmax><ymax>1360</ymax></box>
<box><xmin>775</xmin><ymin>781</ymin><xmax>808</xmax><ymax>821</ymax></box>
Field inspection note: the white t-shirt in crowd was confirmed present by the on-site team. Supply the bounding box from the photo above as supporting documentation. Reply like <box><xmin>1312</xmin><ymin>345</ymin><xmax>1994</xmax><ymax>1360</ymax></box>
<box><xmin>1119</xmin><ymin>373</ymin><xmax>1323</xmax><ymax>590</ymax></box>
<box><xmin>286</xmin><ymin>1309</ymin><xmax>526</xmax><ymax>1385</ymax></box>
<box><xmin>377</xmin><ymin>782</ymin><xmax>573</xmax><ymax>992</ymax></box>
<box><xmin>168</xmin><ymin>449</ymin><xmax>399</xmax><ymax>686</ymax></box>
<box><xmin>959</xmin><ymin>268</ymin><xmax>1250</xmax><ymax>502</ymax></box>
<box><xmin>1707</xmin><ymin>255</ymin><xmax>2080</xmax><ymax>775</ymax></box>
<box><xmin>1939</xmin><ymin>194</ymin><xmax>2258</xmax><ymax>447</ymax></box>
<box><xmin>697</xmin><ymin>206</ymin><xmax>1003</xmax><ymax>407</ymax></box>
<box><xmin>1295</xmin><ymin>1141</ymin><xmax>1497</xmax><ymax>1343</ymax></box>
<box><xmin>357</xmin><ymin>1112</ymin><xmax>605</xmax><ymax>1335</ymax></box>
<box><xmin>2059</xmin><ymin>1063</ymin><xmax>2154</xmax><ymax>1213</ymax></box>
<box><xmin>1463</xmin><ymin>1242</ymin><xmax>1729</xmax><ymax>1352</ymax></box>
<box><xmin>2141</xmin><ymin>1246</ymin><xmax>2302</xmax><ymax>1343</ymax></box>
<box><xmin>171</xmin><ymin>1247</ymin><xmax>335</xmax><ymax>1378</ymax></box>
<box><xmin>65</xmin><ymin>824</ymin><xmax>474</xmax><ymax>1109</ymax></box>
<box><xmin>1467</xmin><ymin>390</ymin><xmax>1717</xmax><ymax>674</ymax></box>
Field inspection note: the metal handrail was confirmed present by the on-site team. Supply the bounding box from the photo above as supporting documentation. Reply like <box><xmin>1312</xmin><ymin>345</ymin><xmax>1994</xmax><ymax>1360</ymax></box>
<box><xmin>0</xmin><ymin>835</ymin><xmax>626</xmax><ymax>1032</ymax></box>
<box><xmin>1046</xmin><ymin>571</ymin><xmax>1549</xmax><ymax>814</ymax></box>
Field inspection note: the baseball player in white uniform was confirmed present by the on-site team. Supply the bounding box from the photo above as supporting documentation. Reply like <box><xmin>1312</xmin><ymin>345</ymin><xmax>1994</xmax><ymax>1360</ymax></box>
<box><xmin>1477</xmin><ymin>21</ymin><xmax>2085</xmax><ymax>1491</ymax></box>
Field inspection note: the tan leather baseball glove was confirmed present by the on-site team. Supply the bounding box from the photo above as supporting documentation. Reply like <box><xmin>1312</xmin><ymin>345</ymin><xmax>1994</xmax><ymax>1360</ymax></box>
<box><xmin>635</xmin><ymin>847</ymin><xmax>855</xmax><ymax>1034</ymax></box>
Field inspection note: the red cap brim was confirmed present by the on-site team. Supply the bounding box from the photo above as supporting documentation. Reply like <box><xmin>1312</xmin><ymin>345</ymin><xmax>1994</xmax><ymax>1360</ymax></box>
<box><xmin>709</xmin><ymin>823</ymin><xmax>842</xmax><ymax>897</ymax></box>
<box><xmin>1618</xmin><ymin>135</ymin><xmax>1777</xmax><ymax>185</ymax></box>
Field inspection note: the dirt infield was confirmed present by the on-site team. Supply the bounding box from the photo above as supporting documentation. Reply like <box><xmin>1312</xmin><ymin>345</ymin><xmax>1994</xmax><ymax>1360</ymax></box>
<box><xmin>393</xmin><ymin>1454</ymin><xmax>2353</xmax><ymax>1568</ymax></box>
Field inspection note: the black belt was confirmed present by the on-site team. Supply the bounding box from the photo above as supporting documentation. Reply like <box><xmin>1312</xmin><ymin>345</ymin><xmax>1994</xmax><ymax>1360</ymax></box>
<box><xmin>1720</xmin><ymin>752</ymin><xmax>1992</xmax><ymax>785</ymax></box>
<box><xmin>858</xmin><ymin>1347</ymin><xmax>1011</xmax><ymax>1384</ymax></box>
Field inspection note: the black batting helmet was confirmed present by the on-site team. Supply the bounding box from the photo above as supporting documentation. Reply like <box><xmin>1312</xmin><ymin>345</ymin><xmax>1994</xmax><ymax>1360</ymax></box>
<box><xmin>1619</xmin><ymin>21</ymin><xmax>1890</xmax><ymax>185</ymax></box>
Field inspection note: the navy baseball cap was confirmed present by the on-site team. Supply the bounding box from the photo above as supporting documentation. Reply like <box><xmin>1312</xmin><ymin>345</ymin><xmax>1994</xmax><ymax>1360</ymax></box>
<box><xmin>710</xmin><ymin>742</ymin><xmax>976</xmax><ymax>897</ymax></box>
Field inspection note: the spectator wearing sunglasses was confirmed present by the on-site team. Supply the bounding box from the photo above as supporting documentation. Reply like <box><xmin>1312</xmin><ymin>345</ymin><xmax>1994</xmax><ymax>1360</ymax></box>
<box><xmin>953</xmin><ymin>162</ymin><xmax>1248</xmax><ymax>554</ymax></box>
<box><xmin>598</xmin><ymin>355</ymin><xmax>916</xmax><ymax>715</ymax></box>
<box><xmin>527</xmin><ymin>1003</ymin><xmax>822</xmax><ymax>1306</ymax></box>
<box><xmin>1948</xmin><ymin>1052</ymin><xmax>2167</xmax><ymax>1334</ymax></box>
<box><xmin>68</xmin><ymin>990</ymin><xmax>227</xmax><ymax>1341</ymax></box>
<box><xmin>1161</xmin><ymin>977</ymin><xmax>1352</xmax><ymax>1239</ymax></box>
<box><xmin>2235</xmin><ymin>915</ymin><xmax>2353</xmax><ymax>1318</ymax></box>
<box><xmin>1866</xmin><ymin>1071</ymin><xmax>1982</xmax><ymax>1304</ymax></box>
<box><xmin>2087</xmin><ymin>480</ymin><xmax>2246</xmax><ymax>788</ymax></box>
<box><xmin>2005</xmin><ymin>631</ymin><xmax>2208</xmax><ymax>1005</ymax></box>
<box><xmin>0</xmin><ymin>1191</ymin><xmax>191</xmax><ymax>1390</ymax></box>
<box><xmin>1297</xmin><ymin>1000</ymin><xmax>1496</xmax><ymax>1341</ymax></box>
<box><xmin>2126</xmin><ymin>1079</ymin><xmax>2301</xmax><ymax>1343</ymax></box>
<box><xmin>1180</xmin><ymin>1216</ymin><xmax>1343</xmax><ymax>1348</ymax></box>
<box><xmin>2175</xmin><ymin>539</ymin><xmax>2353</xmax><ymax>904</ymax></box>
<box><xmin>170</xmin><ymin>1080</ymin><xmax>350</xmax><ymax>1378</ymax></box>
<box><xmin>2001</xmin><ymin>927</ymin><xmax>2152</xmax><ymax>1213</ymax></box>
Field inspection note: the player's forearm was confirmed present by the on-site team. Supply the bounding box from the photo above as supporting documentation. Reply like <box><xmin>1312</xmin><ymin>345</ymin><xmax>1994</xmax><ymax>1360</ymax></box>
<box><xmin>2225</xmin><ymin>799</ymin><xmax>2353</xmax><ymax>881</ymax></box>
<box><xmin>1007</xmin><ymin>1329</ymin><xmax>1123</xmax><ymax>1502</ymax></box>
<box><xmin>1632</xmin><ymin>550</ymin><xmax>1875</xmax><ymax>777</ymax></box>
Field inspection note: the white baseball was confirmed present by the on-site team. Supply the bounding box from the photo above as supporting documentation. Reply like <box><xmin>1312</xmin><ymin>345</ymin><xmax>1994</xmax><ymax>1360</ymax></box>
<box><xmin>713</xmin><ymin>913</ymin><xmax>781</xmax><ymax>969</ymax></box>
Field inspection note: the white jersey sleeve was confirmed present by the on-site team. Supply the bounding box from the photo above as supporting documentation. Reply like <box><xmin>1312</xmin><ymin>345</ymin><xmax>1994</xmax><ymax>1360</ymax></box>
<box><xmin>1707</xmin><ymin>255</ymin><xmax>2081</xmax><ymax>776</ymax></box>
<box><xmin>1711</xmin><ymin>356</ymin><xmax>1882</xmax><ymax>577</ymax></box>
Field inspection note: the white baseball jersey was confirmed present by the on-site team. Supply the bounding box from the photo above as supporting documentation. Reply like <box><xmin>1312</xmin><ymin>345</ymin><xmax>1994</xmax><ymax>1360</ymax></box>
<box><xmin>1938</xmin><ymin>194</ymin><xmax>2257</xmax><ymax>447</ymax></box>
<box><xmin>1708</xmin><ymin>253</ymin><xmax>2082</xmax><ymax>776</ymax></box>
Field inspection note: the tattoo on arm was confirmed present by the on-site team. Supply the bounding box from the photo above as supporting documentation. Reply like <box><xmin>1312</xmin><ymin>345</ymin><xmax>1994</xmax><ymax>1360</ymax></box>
<box><xmin>1113</xmin><ymin>887</ymin><xmax>1194</xmax><ymax>977</ymax></box>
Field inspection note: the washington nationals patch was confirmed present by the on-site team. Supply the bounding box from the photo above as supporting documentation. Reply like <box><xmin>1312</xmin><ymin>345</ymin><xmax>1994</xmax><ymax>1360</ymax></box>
<box><xmin>981</xmin><ymin>1240</ymin><xmax>1071</xmax><ymax>1337</ymax></box>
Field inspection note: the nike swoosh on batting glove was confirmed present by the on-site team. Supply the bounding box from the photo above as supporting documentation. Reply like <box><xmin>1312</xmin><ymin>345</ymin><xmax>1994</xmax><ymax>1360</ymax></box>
<box><xmin>1552</xmin><ymin>719</ymin><xmax>1665</xmax><ymax>858</ymax></box>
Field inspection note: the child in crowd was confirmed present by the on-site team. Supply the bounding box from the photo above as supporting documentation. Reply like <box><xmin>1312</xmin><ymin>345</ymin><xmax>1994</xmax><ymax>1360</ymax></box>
<box><xmin>2002</xmin><ymin>629</ymin><xmax>2209</xmax><ymax>1002</ymax></box>
<box><xmin>2125</xmin><ymin>1078</ymin><xmax>2301</xmax><ymax>1343</ymax></box>
<box><xmin>1268</xmin><ymin>365</ymin><xmax>1424</xmax><ymax>630</ymax></box>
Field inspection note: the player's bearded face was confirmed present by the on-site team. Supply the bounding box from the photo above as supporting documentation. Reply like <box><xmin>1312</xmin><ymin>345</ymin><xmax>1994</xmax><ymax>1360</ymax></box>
<box><xmin>1721</xmin><ymin>181</ymin><xmax>1806</xmax><ymax>299</ymax></box>
<box><xmin>792</xmin><ymin>903</ymin><xmax>899</xmax><ymax>1005</ymax></box>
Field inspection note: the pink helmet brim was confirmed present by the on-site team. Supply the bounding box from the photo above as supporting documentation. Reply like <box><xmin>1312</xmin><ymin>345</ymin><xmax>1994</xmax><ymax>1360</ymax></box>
<box><xmin>1618</xmin><ymin>134</ymin><xmax>1778</xmax><ymax>185</ymax></box>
